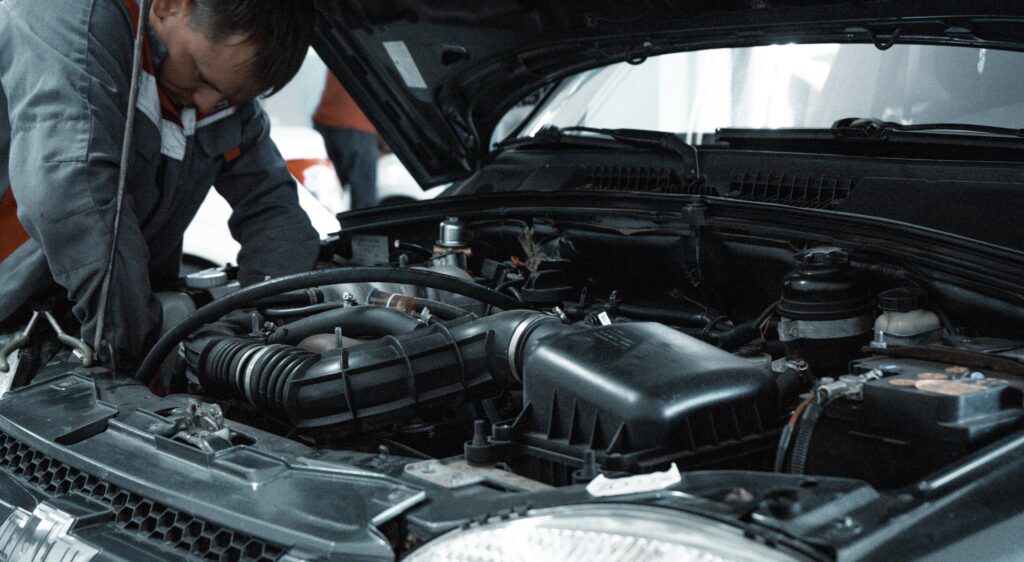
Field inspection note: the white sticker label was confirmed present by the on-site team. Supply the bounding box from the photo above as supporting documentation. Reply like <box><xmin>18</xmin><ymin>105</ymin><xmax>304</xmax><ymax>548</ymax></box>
<box><xmin>0</xmin><ymin>351</ymin><xmax>18</xmax><ymax>398</ymax></box>
<box><xmin>383</xmin><ymin>41</ymin><xmax>428</xmax><ymax>89</ymax></box>
<box><xmin>586</xmin><ymin>463</ymin><xmax>682</xmax><ymax>497</ymax></box>
<box><xmin>350</xmin><ymin>234</ymin><xmax>390</xmax><ymax>266</ymax></box>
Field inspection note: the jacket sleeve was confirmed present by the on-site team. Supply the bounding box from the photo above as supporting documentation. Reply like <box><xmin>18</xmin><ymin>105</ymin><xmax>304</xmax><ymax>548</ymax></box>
<box><xmin>213</xmin><ymin>105</ymin><xmax>320</xmax><ymax>286</ymax></box>
<box><xmin>0</xmin><ymin>0</ymin><xmax>161</xmax><ymax>371</ymax></box>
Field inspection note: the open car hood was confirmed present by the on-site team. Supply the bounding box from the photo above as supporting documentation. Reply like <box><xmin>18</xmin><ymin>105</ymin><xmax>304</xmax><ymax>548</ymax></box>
<box><xmin>311</xmin><ymin>1</ymin><xmax>1024</xmax><ymax>187</ymax></box>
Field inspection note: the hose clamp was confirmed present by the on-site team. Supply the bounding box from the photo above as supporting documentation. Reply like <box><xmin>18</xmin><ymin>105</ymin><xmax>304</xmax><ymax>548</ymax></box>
<box><xmin>507</xmin><ymin>315</ymin><xmax>555</xmax><ymax>383</ymax></box>
<box><xmin>239</xmin><ymin>346</ymin><xmax>271</xmax><ymax>403</ymax></box>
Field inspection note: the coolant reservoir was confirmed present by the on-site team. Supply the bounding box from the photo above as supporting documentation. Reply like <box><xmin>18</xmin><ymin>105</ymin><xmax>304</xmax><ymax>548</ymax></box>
<box><xmin>872</xmin><ymin>287</ymin><xmax>942</xmax><ymax>347</ymax></box>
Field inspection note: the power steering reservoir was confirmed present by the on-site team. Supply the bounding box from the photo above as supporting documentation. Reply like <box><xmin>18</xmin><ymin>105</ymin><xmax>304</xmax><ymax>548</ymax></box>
<box><xmin>777</xmin><ymin>247</ymin><xmax>874</xmax><ymax>376</ymax></box>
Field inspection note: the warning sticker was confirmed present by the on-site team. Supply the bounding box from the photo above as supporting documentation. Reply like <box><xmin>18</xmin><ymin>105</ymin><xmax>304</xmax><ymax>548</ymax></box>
<box><xmin>383</xmin><ymin>41</ymin><xmax>427</xmax><ymax>89</ymax></box>
<box><xmin>350</xmin><ymin>234</ymin><xmax>390</xmax><ymax>266</ymax></box>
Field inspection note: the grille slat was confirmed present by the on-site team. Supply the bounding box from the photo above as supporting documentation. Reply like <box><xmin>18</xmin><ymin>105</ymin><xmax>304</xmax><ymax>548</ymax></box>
<box><xmin>728</xmin><ymin>170</ymin><xmax>854</xmax><ymax>208</ymax></box>
<box><xmin>570</xmin><ymin>166</ymin><xmax>852</xmax><ymax>208</ymax></box>
<box><xmin>0</xmin><ymin>433</ymin><xmax>285</xmax><ymax>562</ymax></box>
<box><xmin>575</xmin><ymin>166</ymin><xmax>713</xmax><ymax>196</ymax></box>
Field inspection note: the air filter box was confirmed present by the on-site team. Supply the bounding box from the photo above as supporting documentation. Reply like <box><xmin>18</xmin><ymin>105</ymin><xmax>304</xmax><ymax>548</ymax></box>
<box><xmin>470</xmin><ymin>322</ymin><xmax>779</xmax><ymax>483</ymax></box>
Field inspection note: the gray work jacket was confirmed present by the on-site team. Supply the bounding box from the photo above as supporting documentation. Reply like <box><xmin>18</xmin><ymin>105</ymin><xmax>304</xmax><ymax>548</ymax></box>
<box><xmin>0</xmin><ymin>0</ymin><xmax>320</xmax><ymax>370</ymax></box>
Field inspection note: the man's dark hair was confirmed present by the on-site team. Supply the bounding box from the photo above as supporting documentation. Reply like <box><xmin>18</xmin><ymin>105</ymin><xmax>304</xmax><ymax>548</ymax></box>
<box><xmin>189</xmin><ymin>0</ymin><xmax>316</xmax><ymax>96</ymax></box>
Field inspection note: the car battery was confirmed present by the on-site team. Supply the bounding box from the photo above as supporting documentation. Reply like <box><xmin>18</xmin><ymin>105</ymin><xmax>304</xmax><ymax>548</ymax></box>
<box><xmin>806</xmin><ymin>356</ymin><xmax>1024</xmax><ymax>488</ymax></box>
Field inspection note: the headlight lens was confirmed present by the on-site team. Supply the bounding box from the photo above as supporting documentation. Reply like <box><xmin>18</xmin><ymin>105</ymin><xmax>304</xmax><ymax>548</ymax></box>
<box><xmin>404</xmin><ymin>504</ymin><xmax>806</xmax><ymax>562</ymax></box>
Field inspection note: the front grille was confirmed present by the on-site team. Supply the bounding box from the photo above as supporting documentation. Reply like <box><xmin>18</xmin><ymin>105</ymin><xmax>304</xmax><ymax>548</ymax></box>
<box><xmin>0</xmin><ymin>433</ymin><xmax>285</xmax><ymax>562</ymax></box>
<box><xmin>727</xmin><ymin>170</ymin><xmax>855</xmax><ymax>208</ymax></box>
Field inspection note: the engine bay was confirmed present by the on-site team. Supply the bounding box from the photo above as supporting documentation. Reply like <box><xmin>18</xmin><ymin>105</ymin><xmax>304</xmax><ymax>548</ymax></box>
<box><xmin>121</xmin><ymin>211</ymin><xmax>1024</xmax><ymax>495</ymax></box>
<box><xmin>4</xmin><ymin>198</ymin><xmax>1024</xmax><ymax>559</ymax></box>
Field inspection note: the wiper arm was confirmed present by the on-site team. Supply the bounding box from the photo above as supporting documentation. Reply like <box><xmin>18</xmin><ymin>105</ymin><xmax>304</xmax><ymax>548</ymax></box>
<box><xmin>496</xmin><ymin>126</ymin><xmax>701</xmax><ymax>182</ymax></box>
<box><xmin>832</xmin><ymin>117</ymin><xmax>1024</xmax><ymax>139</ymax></box>
<box><xmin>717</xmin><ymin>120</ymin><xmax>1024</xmax><ymax>151</ymax></box>
<box><xmin>494</xmin><ymin>125</ymin><xmax>627</xmax><ymax>149</ymax></box>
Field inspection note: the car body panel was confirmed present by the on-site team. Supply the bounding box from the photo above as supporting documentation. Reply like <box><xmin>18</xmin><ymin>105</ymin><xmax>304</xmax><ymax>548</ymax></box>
<box><xmin>312</xmin><ymin>0</ymin><xmax>1024</xmax><ymax>185</ymax></box>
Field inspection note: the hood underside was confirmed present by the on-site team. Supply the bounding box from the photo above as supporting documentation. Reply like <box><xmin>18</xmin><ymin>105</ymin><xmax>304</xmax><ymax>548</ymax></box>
<box><xmin>311</xmin><ymin>1</ymin><xmax>1024</xmax><ymax>186</ymax></box>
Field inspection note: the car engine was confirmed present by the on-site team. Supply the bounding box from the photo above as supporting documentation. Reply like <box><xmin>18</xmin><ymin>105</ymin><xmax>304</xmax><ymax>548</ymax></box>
<box><xmin>123</xmin><ymin>214</ymin><xmax>1024</xmax><ymax>493</ymax></box>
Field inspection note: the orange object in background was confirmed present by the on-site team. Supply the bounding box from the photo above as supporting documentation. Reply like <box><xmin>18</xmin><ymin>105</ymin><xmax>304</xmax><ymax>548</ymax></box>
<box><xmin>286</xmin><ymin>158</ymin><xmax>334</xmax><ymax>186</ymax></box>
<box><xmin>313</xmin><ymin>74</ymin><xmax>376</xmax><ymax>135</ymax></box>
<box><xmin>0</xmin><ymin>189</ymin><xmax>30</xmax><ymax>262</ymax></box>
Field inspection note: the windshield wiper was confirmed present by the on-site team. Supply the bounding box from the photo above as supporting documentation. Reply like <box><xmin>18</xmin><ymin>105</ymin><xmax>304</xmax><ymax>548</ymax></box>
<box><xmin>495</xmin><ymin>125</ymin><xmax>701</xmax><ymax>182</ymax></box>
<box><xmin>831</xmin><ymin>117</ymin><xmax>1024</xmax><ymax>139</ymax></box>
<box><xmin>717</xmin><ymin>119</ymin><xmax>1024</xmax><ymax>151</ymax></box>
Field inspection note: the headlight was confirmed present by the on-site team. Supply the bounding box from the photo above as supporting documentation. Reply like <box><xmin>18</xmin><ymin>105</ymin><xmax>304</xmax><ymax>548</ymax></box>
<box><xmin>404</xmin><ymin>504</ymin><xmax>807</xmax><ymax>562</ymax></box>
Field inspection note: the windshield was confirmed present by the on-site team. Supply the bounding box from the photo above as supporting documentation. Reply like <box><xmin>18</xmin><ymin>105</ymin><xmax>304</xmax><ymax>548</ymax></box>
<box><xmin>511</xmin><ymin>43</ymin><xmax>1024</xmax><ymax>143</ymax></box>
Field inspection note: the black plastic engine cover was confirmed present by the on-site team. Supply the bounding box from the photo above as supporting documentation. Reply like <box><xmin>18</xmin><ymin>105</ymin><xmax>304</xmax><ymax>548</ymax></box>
<box><xmin>493</xmin><ymin>322</ymin><xmax>778</xmax><ymax>479</ymax></box>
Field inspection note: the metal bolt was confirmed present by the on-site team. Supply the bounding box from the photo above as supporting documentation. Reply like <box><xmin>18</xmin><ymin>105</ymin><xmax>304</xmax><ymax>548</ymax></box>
<box><xmin>829</xmin><ymin>516</ymin><xmax>861</xmax><ymax>537</ymax></box>
<box><xmin>471</xmin><ymin>420</ymin><xmax>488</xmax><ymax>447</ymax></box>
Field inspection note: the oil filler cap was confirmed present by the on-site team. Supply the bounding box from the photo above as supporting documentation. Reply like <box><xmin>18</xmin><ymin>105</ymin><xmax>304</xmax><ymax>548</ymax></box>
<box><xmin>185</xmin><ymin>268</ymin><xmax>229</xmax><ymax>289</ymax></box>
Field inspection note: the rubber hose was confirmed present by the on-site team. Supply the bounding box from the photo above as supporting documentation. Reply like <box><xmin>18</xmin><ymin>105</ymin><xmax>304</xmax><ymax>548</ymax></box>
<box><xmin>788</xmin><ymin>401</ymin><xmax>823</xmax><ymax>474</ymax></box>
<box><xmin>267</xmin><ymin>306</ymin><xmax>422</xmax><ymax>345</ymax></box>
<box><xmin>201</xmin><ymin>340</ymin><xmax>319</xmax><ymax>420</ymax></box>
<box><xmin>613</xmin><ymin>304</ymin><xmax>713</xmax><ymax>326</ymax></box>
<box><xmin>262</xmin><ymin>302</ymin><xmax>345</xmax><ymax>319</ymax></box>
<box><xmin>413</xmin><ymin>297</ymin><xmax>472</xmax><ymax>320</ymax></box>
<box><xmin>774</xmin><ymin>366</ymin><xmax>806</xmax><ymax>408</ymax></box>
<box><xmin>716</xmin><ymin>301</ymin><xmax>781</xmax><ymax>351</ymax></box>
<box><xmin>720</xmin><ymin>321</ymin><xmax>753</xmax><ymax>346</ymax></box>
<box><xmin>135</xmin><ymin>267</ymin><xmax>525</xmax><ymax>384</ymax></box>
<box><xmin>253</xmin><ymin>289</ymin><xmax>323</xmax><ymax>308</ymax></box>
<box><xmin>267</xmin><ymin>299</ymin><xmax>470</xmax><ymax>321</ymax></box>
<box><xmin>716</xmin><ymin>319</ymin><xmax>780</xmax><ymax>351</ymax></box>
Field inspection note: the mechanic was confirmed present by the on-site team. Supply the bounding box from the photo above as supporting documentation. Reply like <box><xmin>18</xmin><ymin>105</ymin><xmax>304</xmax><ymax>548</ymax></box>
<box><xmin>0</xmin><ymin>0</ymin><xmax>320</xmax><ymax>372</ymax></box>
<box><xmin>313</xmin><ymin>72</ymin><xmax>381</xmax><ymax>210</ymax></box>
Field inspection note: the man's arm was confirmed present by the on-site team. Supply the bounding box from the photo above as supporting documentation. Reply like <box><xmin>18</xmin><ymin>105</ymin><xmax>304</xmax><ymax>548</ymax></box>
<box><xmin>0</xmin><ymin>0</ymin><xmax>161</xmax><ymax>370</ymax></box>
<box><xmin>214</xmin><ymin>105</ymin><xmax>320</xmax><ymax>285</ymax></box>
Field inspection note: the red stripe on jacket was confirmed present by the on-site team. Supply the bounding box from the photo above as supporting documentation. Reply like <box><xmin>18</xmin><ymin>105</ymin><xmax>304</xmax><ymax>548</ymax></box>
<box><xmin>0</xmin><ymin>190</ymin><xmax>30</xmax><ymax>262</ymax></box>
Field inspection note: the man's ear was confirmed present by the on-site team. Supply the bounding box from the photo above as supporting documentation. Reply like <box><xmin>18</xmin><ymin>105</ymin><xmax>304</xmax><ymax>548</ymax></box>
<box><xmin>151</xmin><ymin>0</ymin><xmax>191</xmax><ymax>22</ymax></box>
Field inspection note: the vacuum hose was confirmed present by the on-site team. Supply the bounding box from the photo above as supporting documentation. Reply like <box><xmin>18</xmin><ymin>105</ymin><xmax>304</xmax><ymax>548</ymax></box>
<box><xmin>192</xmin><ymin>311</ymin><xmax>560</xmax><ymax>436</ymax></box>
<box><xmin>266</xmin><ymin>306</ymin><xmax>423</xmax><ymax>345</ymax></box>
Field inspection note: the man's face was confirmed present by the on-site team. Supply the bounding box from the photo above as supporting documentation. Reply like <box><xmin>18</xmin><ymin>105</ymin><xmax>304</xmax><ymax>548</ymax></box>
<box><xmin>149</xmin><ymin>0</ymin><xmax>259</xmax><ymax>114</ymax></box>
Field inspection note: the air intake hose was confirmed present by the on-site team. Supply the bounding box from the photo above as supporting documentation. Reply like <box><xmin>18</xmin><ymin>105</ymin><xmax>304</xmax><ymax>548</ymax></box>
<box><xmin>193</xmin><ymin>311</ymin><xmax>560</xmax><ymax>436</ymax></box>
